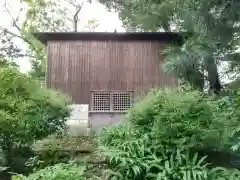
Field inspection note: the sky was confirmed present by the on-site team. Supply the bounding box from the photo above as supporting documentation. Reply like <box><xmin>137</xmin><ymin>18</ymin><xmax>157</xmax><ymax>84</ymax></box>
<box><xmin>0</xmin><ymin>0</ymin><xmax>125</xmax><ymax>72</ymax></box>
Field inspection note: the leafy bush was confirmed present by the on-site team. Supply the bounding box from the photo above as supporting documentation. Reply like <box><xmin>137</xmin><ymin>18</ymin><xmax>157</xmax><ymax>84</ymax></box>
<box><xmin>32</xmin><ymin>135</ymin><xmax>96</xmax><ymax>151</ymax></box>
<box><xmin>99</xmin><ymin>89</ymin><xmax>240</xmax><ymax>180</ymax></box>
<box><xmin>12</xmin><ymin>163</ymin><xmax>85</xmax><ymax>180</ymax></box>
<box><xmin>29</xmin><ymin>135</ymin><xmax>97</xmax><ymax>169</ymax></box>
<box><xmin>0</xmin><ymin>67</ymin><xmax>71</xmax><ymax>172</ymax></box>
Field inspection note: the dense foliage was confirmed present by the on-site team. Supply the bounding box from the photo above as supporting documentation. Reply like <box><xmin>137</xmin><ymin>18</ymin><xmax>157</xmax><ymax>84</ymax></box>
<box><xmin>99</xmin><ymin>89</ymin><xmax>240</xmax><ymax>180</ymax></box>
<box><xmin>0</xmin><ymin>65</ymin><xmax>71</xmax><ymax>172</ymax></box>
<box><xmin>29</xmin><ymin>135</ymin><xmax>97</xmax><ymax>169</ymax></box>
<box><xmin>99</xmin><ymin>0</ymin><xmax>240</xmax><ymax>93</ymax></box>
<box><xmin>12</xmin><ymin>163</ymin><xmax>85</xmax><ymax>180</ymax></box>
<box><xmin>1</xmin><ymin>0</ymin><xmax>240</xmax><ymax>179</ymax></box>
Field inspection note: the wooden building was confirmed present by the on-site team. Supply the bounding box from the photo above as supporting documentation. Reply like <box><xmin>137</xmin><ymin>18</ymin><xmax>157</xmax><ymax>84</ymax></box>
<box><xmin>34</xmin><ymin>32</ymin><xmax>182</xmax><ymax>132</ymax></box>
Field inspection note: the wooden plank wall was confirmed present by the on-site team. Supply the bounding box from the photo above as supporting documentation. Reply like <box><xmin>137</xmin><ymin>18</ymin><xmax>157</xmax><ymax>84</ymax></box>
<box><xmin>47</xmin><ymin>40</ymin><xmax>177</xmax><ymax>104</ymax></box>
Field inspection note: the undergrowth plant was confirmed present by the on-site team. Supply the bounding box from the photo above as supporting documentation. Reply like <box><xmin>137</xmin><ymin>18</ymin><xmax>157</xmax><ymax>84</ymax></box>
<box><xmin>12</xmin><ymin>163</ymin><xmax>85</xmax><ymax>180</ymax></box>
<box><xmin>99</xmin><ymin>89</ymin><xmax>240</xmax><ymax>180</ymax></box>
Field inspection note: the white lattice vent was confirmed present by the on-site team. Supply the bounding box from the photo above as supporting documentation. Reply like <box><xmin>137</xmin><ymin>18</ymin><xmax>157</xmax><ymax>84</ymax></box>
<box><xmin>91</xmin><ymin>91</ymin><xmax>133</xmax><ymax>112</ymax></box>
<box><xmin>112</xmin><ymin>93</ymin><xmax>131</xmax><ymax>111</ymax></box>
<box><xmin>92</xmin><ymin>93</ymin><xmax>111</xmax><ymax>111</ymax></box>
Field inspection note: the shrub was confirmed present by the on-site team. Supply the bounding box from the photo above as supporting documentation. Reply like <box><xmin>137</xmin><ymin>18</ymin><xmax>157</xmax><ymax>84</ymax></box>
<box><xmin>32</xmin><ymin>135</ymin><xmax>96</xmax><ymax>151</ymax></box>
<box><xmin>0</xmin><ymin>67</ymin><xmax>71</xmax><ymax>172</ymax></box>
<box><xmin>99</xmin><ymin>89</ymin><xmax>240</xmax><ymax>180</ymax></box>
<box><xmin>12</xmin><ymin>163</ymin><xmax>85</xmax><ymax>180</ymax></box>
<box><xmin>29</xmin><ymin>135</ymin><xmax>97</xmax><ymax>169</ymax></box>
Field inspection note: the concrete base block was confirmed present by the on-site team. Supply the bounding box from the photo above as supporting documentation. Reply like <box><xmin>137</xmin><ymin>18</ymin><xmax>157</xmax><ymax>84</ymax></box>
<box><xmin>66</xmin><ymin>119</ymin><xmax>90</xmax><ymax>136</ymax></box>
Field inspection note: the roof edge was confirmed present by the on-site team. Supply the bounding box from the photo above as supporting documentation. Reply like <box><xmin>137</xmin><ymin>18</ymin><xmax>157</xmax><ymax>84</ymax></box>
<box><xmin>33</xmin><ymin>32</ymin><xmax>187</xmax><ymax>45</ymax></box>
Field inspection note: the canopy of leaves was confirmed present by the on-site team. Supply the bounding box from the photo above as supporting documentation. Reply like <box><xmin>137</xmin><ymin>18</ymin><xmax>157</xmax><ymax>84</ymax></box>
<box><xmin>99</xmin><ymin>0</ymin><xmax>240</xmax><ymax>92</ymax></box>
<box><xmin>1</xmin><ymin>0</ymin><xmax>101</xmax><ymax>80</ymax></box>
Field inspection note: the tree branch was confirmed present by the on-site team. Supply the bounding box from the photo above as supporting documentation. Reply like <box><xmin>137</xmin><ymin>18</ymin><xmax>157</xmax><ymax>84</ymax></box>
<box><xmin>73</xmin><ymin>1</ymin><xmax>85</xmax><ymax>32</ymax></box>
<box><xmin>0</xmin><ymin>26</ymin><xmax>43</xmax><ymax>60</ymax></box>
<box><xmin>2</xmin><ymin>2</ymin><xmax>23</xmax><ymax>32</ymax></box>
<box><xmin>1</xmin><ymin>2</ymin><xmax>42</xmax><ymax>55</ymax></box>
<box><xmin>0</xmin><ymin>26</ymin><xmax>23</xmax><ymax>40</ymax></box>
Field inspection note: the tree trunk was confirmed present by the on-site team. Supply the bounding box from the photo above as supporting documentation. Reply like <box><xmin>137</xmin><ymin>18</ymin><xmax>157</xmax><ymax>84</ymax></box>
<box><xmin>2</xmin><ymin>140</ymin><xmax>13</xmax><ymax>170</ymax></box>
<box><xmin>205</xmin><ymin>58</ymin><xmax>222</xmax><ymax>94</ymax></box>
<box><xmin>184</xmin><ymin>70</ymin><xmax>205</xmax><ymax>91</ymax></box>
<box><xmin>74</xmin><ymin>16</ymin><xmax>78</xmax><ymax>32</ymax></box>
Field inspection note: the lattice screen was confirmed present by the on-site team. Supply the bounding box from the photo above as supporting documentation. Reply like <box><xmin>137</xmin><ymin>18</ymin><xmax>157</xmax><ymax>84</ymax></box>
<box><xmin>92</xmin><ymin>93</ymin><xmax>111</xmax><ymax>111</ymax></box>
<box><xmin>112</xmin><ymin>93</ymin><xmax>132</xmax><ymax>111</ymax></box>
<box><xmin>91</xmin><ymin>91</ymin><xmax>133</xmax><ymax>112</ymax></box>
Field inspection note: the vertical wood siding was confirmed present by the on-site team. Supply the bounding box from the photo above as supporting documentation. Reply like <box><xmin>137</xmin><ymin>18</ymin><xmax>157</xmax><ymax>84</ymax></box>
<box><xmin>47</xmin><ymin>40</ymin><xmax>177</xmax><ymax>104</ymax></box>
